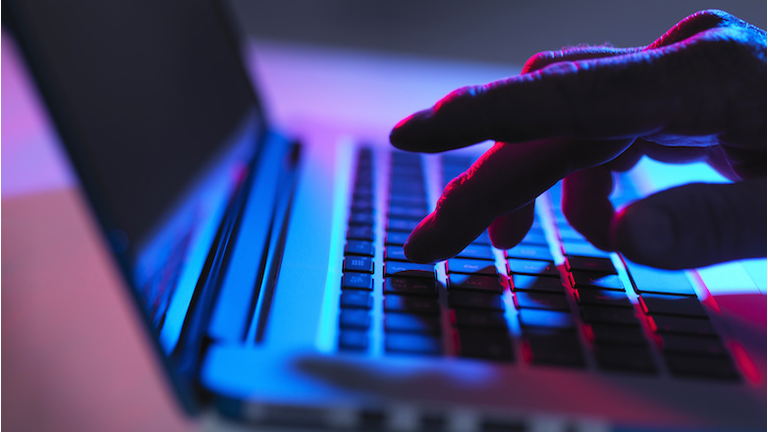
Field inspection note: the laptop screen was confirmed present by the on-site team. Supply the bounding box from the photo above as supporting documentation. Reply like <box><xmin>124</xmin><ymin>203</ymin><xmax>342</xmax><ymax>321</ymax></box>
<box><xmin>7</xmin><ymin>0</ymin><xmax>264</xmax><ymax>239</ymax></box>
<box><xmin>6</xmin><ymin>0</ymin><xmax>266</xmax><ymax>348</ymax></box>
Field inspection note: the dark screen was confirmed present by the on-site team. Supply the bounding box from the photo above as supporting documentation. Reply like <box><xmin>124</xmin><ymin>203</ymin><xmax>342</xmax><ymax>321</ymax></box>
<box><xmin>8</xmin><ymin>0</ymin><xmax>262</xmax><ymax>242</ymax></box>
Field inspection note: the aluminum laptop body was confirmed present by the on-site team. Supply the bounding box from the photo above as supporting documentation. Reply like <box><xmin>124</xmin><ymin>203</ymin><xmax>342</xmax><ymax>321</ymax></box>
<box><xmin>4</xmin><ymin>0</ymin><xmax>765</xmax><ymax>431</ymax></box>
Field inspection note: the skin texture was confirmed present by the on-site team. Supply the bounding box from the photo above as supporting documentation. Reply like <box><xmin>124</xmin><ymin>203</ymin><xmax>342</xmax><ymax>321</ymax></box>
<box><xmin>390</xmin><ymin>10</ymin><xmax>766</xmax><ymax>269</ymax></box>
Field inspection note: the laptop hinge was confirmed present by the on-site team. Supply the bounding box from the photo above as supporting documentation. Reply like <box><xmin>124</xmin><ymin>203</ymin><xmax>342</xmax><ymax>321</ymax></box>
<box><xmin>170</xmin><ymin>132</ymin><xmax>301</xmax><ymax>400</ymax></box>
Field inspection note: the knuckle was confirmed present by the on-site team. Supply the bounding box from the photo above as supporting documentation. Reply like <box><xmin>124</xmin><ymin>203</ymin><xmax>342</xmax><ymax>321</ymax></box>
<box><xmin>687</xmin><ymin>9</ymin><xmax>732</xmax><ymax>26</ymax></box>
<box><xmin>649</xmin><ymin>9</ymin><xmax>739</xmax><ymax>49</ymax></box>
<box><xmin>682</xmin><ymin>28</ymin><xmax>767</xmax><ymax>140</ymax></box>
<box><xmin>675</xmin><ymin>10</ymin><xmax>734</xmax><ymax>36</ymax></box>
<box><xmin>522</xmin><ymin>50</ymin><xmax>559</xmax><ymax>73</ymax></box>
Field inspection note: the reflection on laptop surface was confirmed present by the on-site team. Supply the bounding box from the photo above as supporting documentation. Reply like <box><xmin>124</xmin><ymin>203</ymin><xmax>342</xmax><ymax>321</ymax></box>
<box><xmin>5</xmin><ymin>0</ymin><xmax>765</xmax><ymax>431</ymax></box>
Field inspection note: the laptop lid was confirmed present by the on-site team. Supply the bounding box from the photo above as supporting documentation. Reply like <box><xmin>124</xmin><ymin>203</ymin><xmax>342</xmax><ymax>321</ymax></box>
<box><xmin>3</xmin><ymin>0</ymin><xmax>270</xmax><ymax>413</ymax></box>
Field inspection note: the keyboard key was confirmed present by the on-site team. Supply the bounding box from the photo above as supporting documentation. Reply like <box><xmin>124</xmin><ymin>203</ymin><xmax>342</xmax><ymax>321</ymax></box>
<box><xmin>354</xmin><ymin>185</ymin><xmax>372</xmax><ymax>196</ymax></box>
<box><xmin>390</xmin><ymin>178</ymin><xmax>424</xmax><ymax>188</ymax></box>
<box><xmin>448</xmin><ymin>292</ymin><xmax>504</xmax><ymax>311</ymax></box>
<box><xmin>390</xmin><ymin>167</ymin><xmax>423</xmax><ymax>178</ymax></box>
<box><xmin>391</xmin><ymin>172</ymin><xmax>424</xmax><ymax>183</ymax></box>
<box><xmin>511</xmin><ymin>274</ymin><xmax>564</xmax><ymax>293</ymax></box>
<box><xmin>339</xmin><ymin>310</ymin><xmax>371</xmax><ymax>329</ymax></box>
<box><xmin>391</xmin><ymin>152</ymin><xmax>422</xmax><ymax>164</ymax></box>
<box><xmin>524</xmin><ymin>330</ymin><xmax>585</xmax><ymax>367</ymax></box>
<box><xmin>384</xmin><ymin>277</ymin><xmax>437</xmax><ymax>296</ymax></box>
<box><xmin>442</xmin><ymin>154</ymin><xmax>474</xmax><ymax>168</ymax></box>
<box><xmin>385</xmin><ymin>312</ymin><xmax>441</xmax><ymax>334</ymax></box>
<box><xmin>354</xmin><ymin>183</ymin><xmax>373</xmax><ymax>194</ymax></box>
<box><xmin>342</xmin><ymin>273</ymin><xmax>373</xmax><ymax>290</ymax></box>
<box><xmin>507</xmin><ymin>258</ymin><xmax>559</xmax><ymax>276</ymax></box>
<box><xmin>345</xmin><ymin>240</ymin><xmax>374</xmax><ymax>257</ymax></box>
<box><xmin>664</xmin><ymin>353</ymin><xmax>739</xmax><ymax>380</ymax></box>
<box><xmin>659</xmin><ymin>334</ymin><xmax>728</xmax><ymax>356</ymax></box>
<box><xmin>338</xmin><ymin>330</ymin><xmax>369</xmax><ymax>351</ymax></box>
<box><xmin>390</xmin><ymin>189</ymin><xmax>422</xmax><ymax>199</ymax></box>
<box><xmin>390</xmin><ymin>168</ymin><xmax>423</xmax><ymax>178</ymax></box>
<box><xmin>565</xmin><ymin>256</ymin><xmax>616</xmax><ymax>273</ymax></box>
<box><xmin>561</xmin><ymin>241</ymin><xmax>611</xmax><ymax>258</ymax></box>
<box><xmin>638</xmin><ymin>294</ymin><xmax>707</xmax><ymax>317</ymax></box>
<box><xmin>458</xmin><ymin>330</ymin><xmax>514</xmax><ymax>362</ymax></box>
<box><xmin>384</xmin><ymin>294</ymin><xmax>440</xmax><ymax>315</ymax></box>
<box><xmin>471</xmin><ymin>231</ymin><xmax>492</xmax><ymax>245</ymax></box>
<box><xmin>354</xmin><ymin>172</ymin><xmax>372</xmax><ymax>183</ymax></box>
<box><xmin>340</xmin><ymin>290</ymin><xmax>372</xmax><ymax>309</ymax></box>
<box><xmin>391</xmin><ymin>170</ymin><xmax>424</xmax><ymax>181</ymax></box>
<box><xmin>343</xmin><ymin>256</ymin><xmax>374</xmax><ymax>273</ymax></box>
<box><xmin>384</xmin><ymin>262</ymin><xmax>435</xmax><ymax>278</ymax></box>
<box><xmin>385</xmin><ymin>231</ymin><xmax>409</xmax><ymax>246</ymax></box>
<box><xmin>389</xmin><ymin>194</ymin><xmax>428</xmax><ymax>207</ymax></box>
<box><xmin>348</xmin><ymin>212</ymin><xmax>374</xmax><ymax>226</ymax></box>
<box><xmin>557</xmin><ymin>226</ymin><xmax>585</xmax><ymax>242</ymax></box>
<box><xmin>518</xmin><ymin>309</ymin><xmax>575</xmax><ymax>329</ymax></box>
<box><xmin>389</xmin><ymin>167</ymin><xmax>422</xmax><ymax>177</ymax></box>
<box><xmin>390</xmin><ymin>164</ymin><xmax>423</xmax><ymax>175</ymax></box>
<box><xmin>575</xmin><ymin>288</ymin><xmax>632</xmax><ymax>308</ymax></box>
<box><xmin>352</xmin><ymin>194</ymin><xmax>374</xmax><ymax>207</ymax></box>
<box><xmin>384</xmin><ymin>245</ymin><xmax>408</xmax><ymax>261</ymax></box>
<box><xmin>390</xmin><ymin>176</ymin><xmax>423</xmax><ymax>187</ymax></box>
<box><xmin>623</xmin><ymin>261</ymin><xmax>697</xmax><ymax>296</ymax></box>
<box><xmin>588</xmin><ymin>323</ymin><xmax>647</xmax><ymax>346</ymax></box>
<box><xmin>389</xmin><ymin>206</ymin><xmax>428</xmax><ymax>220</ymax></box>
<box><xmin>355</xmin><ymin>175</ymin><xmax>372</xmax><ymax>184</ymax></box>
<box><xmin>649</xmin><ymin>315</ymin><xmax>717</xmax><ymax>336</ymax></box>
<box><xmin>515</xmin><ymin>291</ymin><xmax>570</xmax><ymax>311</ymax></box>
<box><xmin>570</xmin><ymin>272</ymin><xmax>624</xmax><ymax>290</ymax></box>
<box><xmin>581</xmin><ymin>305</ymin><xmax>639</xmax><ymax>325</ymax></box>
<box><xmin>351</xmin><ymin>180</ymin><xmax>373</xmax><ymax>194</ymax></box>
<box><xmin>594</xmin><ymin>344</ymin><xmax>657</xmax><ymax>374</ymax></box>
<box><xmin>387</xmin><ymin>218</ymin><xmax>419</xmax><ymax>232</ymax></box>
<box><xmin>447</xmin><ymin>273</ymin><xmax>503</xmax><ymax>293</ymax></box>
<box><xmin>446</xmin><ymin>258</ymin><xmax>498</xmax><ymax>275</ymax></box>
<box><xmin>351</xmin><ymin>199</ymin><xmax>374</xmax><ymax>212</ymax></box>
<box><xmin>456</xmin><ymin>244</ymin><xmax>495</xmax><ymax>261</ymax></box>
<box><xmin>519</xmin><ymin>230</ymin><xmax>548</xmax><ymax>246</ymax></box>
<box><xmin>390</xmin><ymin>182</ymin><xmax>425</xmax><ymax>194</ymax></box>
<box><xmin>347</xmin><ymin>226</ymin><xmax>375</xmax><ymax>241</ymax></box>
<box><xmin>452</xmin><ymin>310</ymin><xmax>508</xmax><ymax>330</ymax></box>
<box><xmin>386</xmin><ymin>333</ymin><xmax>442</xmax><ymax>355</ymax></box>
<box><xmin>506</xmin><ymin>244</ymin><xmax>553</xmax><ymax>261</ymax></box>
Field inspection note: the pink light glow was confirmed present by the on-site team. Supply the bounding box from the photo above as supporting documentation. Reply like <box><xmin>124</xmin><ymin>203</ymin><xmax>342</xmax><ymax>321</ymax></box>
<box><xmin>729</xmin><ymin>341</ymin><xmax>762</xmax><ymax>384</ymax></box>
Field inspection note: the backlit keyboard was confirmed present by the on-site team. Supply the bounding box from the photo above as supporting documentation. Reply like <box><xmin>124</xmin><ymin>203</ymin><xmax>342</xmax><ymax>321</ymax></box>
<box><xmin>336</xmin><ymin>147</ymin><xmax>740</xmax><ymax>381</ymax></box>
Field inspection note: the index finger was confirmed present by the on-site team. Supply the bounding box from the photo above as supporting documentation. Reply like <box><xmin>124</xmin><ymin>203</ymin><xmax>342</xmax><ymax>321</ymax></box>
<box><xmin>390</xmin><ymin>38</ymin><xmax>725</xmax><ymax>152</ymax></box>
<box><xmin>403</xmin><ymin>137</ymin><xmax>632</xmax><ymax>263</ymax></box>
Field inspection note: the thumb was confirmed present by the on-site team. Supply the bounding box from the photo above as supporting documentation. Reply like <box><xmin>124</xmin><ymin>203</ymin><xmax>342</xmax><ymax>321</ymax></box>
<box><xmin>612</xmin><ymin>179</ymin><xmax>767</xmax><ymax>269</ymax></box>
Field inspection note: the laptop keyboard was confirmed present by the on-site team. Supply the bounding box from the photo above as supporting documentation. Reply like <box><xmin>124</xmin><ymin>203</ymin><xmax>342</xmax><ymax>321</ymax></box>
<box><xmin>337</xmin><ymin>147</ymin><xmax>740</xmax><ymax>381</ymax></box>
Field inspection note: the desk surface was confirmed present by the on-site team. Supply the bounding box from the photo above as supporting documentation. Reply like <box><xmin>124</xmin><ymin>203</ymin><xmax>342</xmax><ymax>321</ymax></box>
<box><xmin>2</xmin><ymin>32</ymin><xmax>518</xmax><ymax>431</ymax></box>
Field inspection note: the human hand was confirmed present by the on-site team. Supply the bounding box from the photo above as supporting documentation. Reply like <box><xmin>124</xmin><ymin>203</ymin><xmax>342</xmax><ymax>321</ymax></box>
<box><xmin>390</xmin><ymin>9</ymin><xmax>766</xmax><ymax>269</ymax></box>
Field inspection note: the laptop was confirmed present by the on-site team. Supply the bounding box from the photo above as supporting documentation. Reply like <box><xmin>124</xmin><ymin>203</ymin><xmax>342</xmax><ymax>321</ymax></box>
<box><xmin>5</xmin><ymin>0</ymin><xmax>765</xmax><ymax>431</ymax></box>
